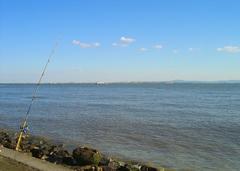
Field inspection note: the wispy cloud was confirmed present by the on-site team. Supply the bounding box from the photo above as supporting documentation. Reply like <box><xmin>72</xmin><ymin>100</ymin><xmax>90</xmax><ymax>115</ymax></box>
<box><xmin>217</xmin><ymin>46</ymin><xmax>240</xmax><ymax>53</ymax></box>
<box><xmin>139</xmin><ymin>48</ymin><xmax>148</xmax><ymax>52</ymax></box>
<box><xmin>112</xmin><ymin>36</ymin><xmax>136</xmax><ymax>47</ymax></box>
<box><xmin>72</xmin><ymin>40</ymin><xmax>100</xmax><ymax>48</ymax></box>
<box><xmin>72</xmin><ymin>40</ymin><xmax>80</xmax><ymax>45</ymax></box>
<box><xmin>112</xmin><ymin>43</ymin><xmax>120</xmax><ymax>47</ymax></box>
<box><xmin>153</xmin><ymin>44</ymin><xmax>163</xmax><ymax>49</ymax></box>
<box><xmin>188</xmin><ymin>47</ymin><xmax>199</xmax><ymax>52</ymax></box>
<box><xmin>173</xmin><ymin>49</ymin><xmax>179</xmax><ymax>54</ymax></box>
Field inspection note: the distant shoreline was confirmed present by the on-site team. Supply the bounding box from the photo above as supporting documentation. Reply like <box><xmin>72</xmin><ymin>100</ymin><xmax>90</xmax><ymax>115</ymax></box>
<box><xmin>1</xmin><ymin>80</ymin><xmax>240</xmax><ymax>84</ymax></box>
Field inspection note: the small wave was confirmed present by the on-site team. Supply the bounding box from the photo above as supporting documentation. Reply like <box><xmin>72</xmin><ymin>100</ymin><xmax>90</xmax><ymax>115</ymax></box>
<box><xmin>25</xmin><ymin>96</ymin><xmax>46</xmax><ymax>99</ymax></box>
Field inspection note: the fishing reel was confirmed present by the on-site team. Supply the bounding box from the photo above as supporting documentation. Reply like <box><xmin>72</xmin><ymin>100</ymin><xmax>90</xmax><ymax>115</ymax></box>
<box><xmin>20</xmin><ymin>125</ymin><xmax>29</xmax><ymax>134</ymax></box>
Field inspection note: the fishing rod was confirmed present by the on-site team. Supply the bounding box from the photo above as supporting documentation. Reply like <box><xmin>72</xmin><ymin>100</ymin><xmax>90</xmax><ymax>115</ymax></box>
<box><xmin>16</xmin><ymin>42</ymin><xmax>58</xmax><ymax>151</ymax></box>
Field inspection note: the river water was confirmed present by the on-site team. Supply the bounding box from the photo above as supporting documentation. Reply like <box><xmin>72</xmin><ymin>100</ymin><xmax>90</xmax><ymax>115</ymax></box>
<box><xmin>0</xmin><ymin>83</ymin><xmax>239</xmax><ymax>170</ymax></box>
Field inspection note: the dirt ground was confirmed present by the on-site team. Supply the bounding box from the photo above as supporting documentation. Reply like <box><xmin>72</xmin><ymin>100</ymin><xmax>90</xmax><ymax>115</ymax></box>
<box><xmin>0</xmin><ymin>155</ymin><xmax>38</xmax><ymax>171</ymax></box>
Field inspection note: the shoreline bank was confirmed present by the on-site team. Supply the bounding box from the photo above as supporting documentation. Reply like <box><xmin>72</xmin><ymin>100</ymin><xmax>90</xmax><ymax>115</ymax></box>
<box><xmin>0</xmin><ymin>146</ymin><xmax>71</xmax><ymax>171</ymax></box>
<box><xmin>0</xmin><ymin>129</ymin><xmax>173</xmax><ymax>171</ymax></box>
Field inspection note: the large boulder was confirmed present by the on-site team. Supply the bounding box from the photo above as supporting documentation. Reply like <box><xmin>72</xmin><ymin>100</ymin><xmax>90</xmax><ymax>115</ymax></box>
<box><xmin>73</xmin><ymin>147</ymin><xmax>102</xmax><ymax>165</ymax></box>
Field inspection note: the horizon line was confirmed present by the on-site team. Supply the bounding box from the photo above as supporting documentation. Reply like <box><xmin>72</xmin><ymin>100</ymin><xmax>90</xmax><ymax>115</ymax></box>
<box><xmin>1</xmin><ymin>80</ymin><xmax>240</xmax><ymax>84</ymax></box>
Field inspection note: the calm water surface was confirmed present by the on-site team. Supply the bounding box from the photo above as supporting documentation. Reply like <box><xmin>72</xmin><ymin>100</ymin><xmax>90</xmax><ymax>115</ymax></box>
<box><xmin>0</xmin><ymin>83</ymin><xmax>239</xmax><ymax>171</ymax></box>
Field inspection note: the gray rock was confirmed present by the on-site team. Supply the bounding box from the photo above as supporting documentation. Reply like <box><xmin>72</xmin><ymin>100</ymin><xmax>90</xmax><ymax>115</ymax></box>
<box><xmin>74</xmin><ymin>165</ymin><xmax>102</xmax><ymax>171</ymax></box>
<box><xmin>99</xmin><ymin>156</ymin><xmax>110</xmax><ymax>166</ymax></box>
<box><xmin>140</xmin><ymin>165</ymin><xmax>158</xmax><ymax>171</ymax></box>
<box><xmin>0</xmin><ymin>131</ymin><xmax>14</xmax><ymax>149</ymax></box>
<box><xmin>101</xmin><ymin>166</ymin><xmax>116</xmax><ymax>171</ymax></box>
<box><xmin>47</xmin><ymin>145</ymin><xmax>73</xmax><ymax>165</ymax></box>
<box><xmin>31</xmin><ymin>147</ymin><xmax>45</xmax><ymax>159</ymax></box>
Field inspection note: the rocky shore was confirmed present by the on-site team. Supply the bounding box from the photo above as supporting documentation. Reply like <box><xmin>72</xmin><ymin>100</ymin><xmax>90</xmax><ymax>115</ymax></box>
<box><xmin>0</xmin><ymin>129</ymin><xmax>173</xmax><ymax>171</ymax></box>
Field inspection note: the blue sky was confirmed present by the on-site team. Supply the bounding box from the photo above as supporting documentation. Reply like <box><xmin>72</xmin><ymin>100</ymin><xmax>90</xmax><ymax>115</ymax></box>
<box><xmin>0</xmin><ymin>0</ymin><xmax>240</xmax><ymax>83</ymax></box>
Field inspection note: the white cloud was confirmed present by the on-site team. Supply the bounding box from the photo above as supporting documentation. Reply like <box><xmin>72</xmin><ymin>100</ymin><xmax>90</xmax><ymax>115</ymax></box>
<box><xmin>78</xmin><ymin>42</ymin><xmax>92</xmax><ymax>48</ymax></box>
<box><xmin>154</xmin><ymin>44</ymin><xmax>163</xmax><ymax>49</ymax></box>
<box><xmin>113</xmin><ymin>36</ymin><xmax>136</xmax><ymax>47</ymax></box>
<box><xmin>120</xmin><ymin>36</ymin><xmax>135</xmax><ymax>44</ymax></box>
<box><xmin>217</xmin><ymin>46</ymin><xmax>240</xmax><ymax>53</ymax></box>
<box><xmin>72</xmin><ymin>40</ymin><xmax>100</xmax><ymax>48</ymax></box>
<box><xmin>139</xmin><ymin>48</ymin><xmax>148</xmax><ymax>52</ymax></box>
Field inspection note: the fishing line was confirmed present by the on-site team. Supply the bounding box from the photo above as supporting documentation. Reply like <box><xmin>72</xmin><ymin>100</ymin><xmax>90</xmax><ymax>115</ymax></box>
<box><xmin>15</xmin><ymin>41</ymin><xmax>59</xmax><ymax>151</ymax></box>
